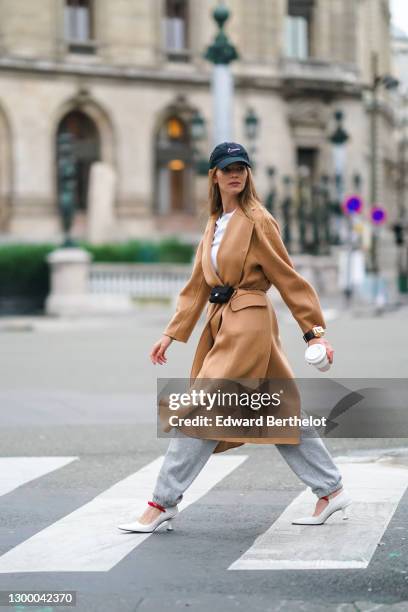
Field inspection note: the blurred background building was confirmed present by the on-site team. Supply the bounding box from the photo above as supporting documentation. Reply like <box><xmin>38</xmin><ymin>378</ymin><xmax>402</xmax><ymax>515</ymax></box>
<box><xmin>0</xmin><ymin>0</ymin><xmax>402</xmax><ymax>250</ymax></box>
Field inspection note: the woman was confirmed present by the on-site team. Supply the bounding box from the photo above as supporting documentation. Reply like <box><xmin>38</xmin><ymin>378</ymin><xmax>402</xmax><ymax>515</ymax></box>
<box><xmin>118</xmin><ymin>142</ymin><xmax>352</xmax><ymax>534</ymax></box>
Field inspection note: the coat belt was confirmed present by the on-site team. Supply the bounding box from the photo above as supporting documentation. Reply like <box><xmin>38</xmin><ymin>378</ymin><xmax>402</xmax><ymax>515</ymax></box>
<box><xmin>231</xmin><ymin>287</ymin><xmax>267</xmax><ymax>296</ymax></box>
<box><xmin>224</xmin><ymin>286</ymin><xmax>267</xmax><ymax>301</ymax></box>
<box><xmin>208</xmin><ymin>285</ymin><xmax>267</xmax><ymax>306</ymax></box>
<box><xmin>208</xmin><ymin>286</ymin><xmax>267</xmax><ymax>309</ymax></box>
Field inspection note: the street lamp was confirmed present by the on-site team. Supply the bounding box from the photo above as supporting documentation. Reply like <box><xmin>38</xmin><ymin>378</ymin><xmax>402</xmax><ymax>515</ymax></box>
<box><xmin>244</xmin><ymin>107</ymin><xmax>259</xmax><ymax>170</ymax></box>
<box><xmin>319</xmin><ymin>174</ymin><xmax>331</xmax><ymax>254</ymax></box>
<box><xmin>204</xmin><ymin>3</ymin><xmax>239</xmax><ymax>145</ymax></box>
<box><xmin>330</xmin><ymin>110</ymin><xmax>349</xmax><ymax>204</ymax></box>
<box><xmin>329</xmin><ymin>109</ymin><xmax>349</xmax><ymax>247</ymax></box>
<box><xmin>329</xmin><ymin>110</ymin><xmax>353</xmax><ymax>304</ymax></box>
<box><xmin>394</xmin><ymin>95</ymin><xmax>408</xmax><ymax>295</ymax></box>
<box><xmin>363</xmin><ymin>52</ymin><xmax>399</xmax><ymax>311</ymax></box>
<box><xmin>353</xmin><ymin>172</ymin><xmax>362</xmax><ymax>193</ymax></box>
<box><xmin>282</xmin><ymin>175</ymin><xmax>294</xmax><ymax>250</ymax></box>
<box><xmin>297</xmin><ymin>166</ymin><xmax>311</xmax><ymax>253</ymax></box>
<box><xmin>191</xmin><ymin>109</ymin><xmax>206</xmax><ymax>141</ymax></box>
<box><xmin>190</xmin><ymin>109</ymin><xmax>209</xmax><ymax>175</ymax></box>
<box><xmin>366</xmin><ymin>52</ymin><xmax>399</xmax><ymax>275</ymax></box>
<box><xmin>244</xmin><ymin>107</ymin><xmax>259</xmax><ymax>139</ymax></box>
<box><xmin>265</xmin><ymin>166</ymin><xmax>276</xmax><ymax>215</ymax></box>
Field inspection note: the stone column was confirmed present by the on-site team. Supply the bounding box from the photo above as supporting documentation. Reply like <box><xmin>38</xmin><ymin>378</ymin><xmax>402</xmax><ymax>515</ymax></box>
<box><xmin>204</xmin><ymin>4</ymin><xmax>239</xmax><ymax>145</ymax></box>
<box><xmin>86</xmin><ymin>162</ymin><xmax>117</xmax><ymax>244</ymax></box>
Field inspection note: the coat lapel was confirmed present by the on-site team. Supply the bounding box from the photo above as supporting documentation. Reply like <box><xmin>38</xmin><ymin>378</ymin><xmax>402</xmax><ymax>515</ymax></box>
<box><xmin>202</xmin><ymin>206</ymin><xmax>255</xmax><ymax>287</ymax></box>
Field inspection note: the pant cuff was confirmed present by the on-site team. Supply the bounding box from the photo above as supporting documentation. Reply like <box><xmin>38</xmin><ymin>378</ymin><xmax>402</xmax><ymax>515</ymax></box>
<box><xmin>151</xmin><ymin>493</ymin><xmax>182</xmax><ymax>508</ymax></box>
<box><xmin>313</xmin><ymin>479</ymin><xmax>343</xmax><ymax>499</ymax></box>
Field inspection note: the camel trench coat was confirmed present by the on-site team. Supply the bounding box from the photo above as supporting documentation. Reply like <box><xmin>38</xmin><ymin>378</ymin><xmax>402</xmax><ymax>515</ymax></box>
<box><xmin>162</xmin><ymin>204</ymin><xmax>327</xmax><ymax>454</ymax></box>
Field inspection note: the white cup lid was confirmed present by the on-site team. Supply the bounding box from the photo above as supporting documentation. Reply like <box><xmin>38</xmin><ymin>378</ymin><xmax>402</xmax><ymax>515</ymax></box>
<box><xmin>305</xmin><ymin>343</ymin><xmax>326</xmax><ymax>364</ymax></box>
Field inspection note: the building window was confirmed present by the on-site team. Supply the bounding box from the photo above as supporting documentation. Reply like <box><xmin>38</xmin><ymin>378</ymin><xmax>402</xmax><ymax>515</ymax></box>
<box><xmin>155</xmin><ymin>114</ymin><xmax>194</xmax><ymax>215</ymax></box>
<box><xmin>162</xmin><ymin>0</ymin><xmax>190</xmax><ymax>62</ymax></box>
<box><xmin>285</xmin><ymin>0</ymin><xmax>314</xmax><ymax>59</ymax></box>
<box><xmin>64</xmin><ymin>0</ymin><xmax>95</xmax><ymax>54</ymax></box>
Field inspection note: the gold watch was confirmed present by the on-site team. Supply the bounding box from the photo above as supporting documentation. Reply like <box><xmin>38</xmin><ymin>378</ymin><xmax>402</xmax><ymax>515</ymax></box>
<box><xmin>303</xmin><ymin>326</ymin><xmax>325</xmax><ymax>343</ymax></box>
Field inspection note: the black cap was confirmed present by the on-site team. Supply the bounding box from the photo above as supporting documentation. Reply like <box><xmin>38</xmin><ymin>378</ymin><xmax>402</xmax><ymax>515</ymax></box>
<box><xmin>209</xmin><ymin>142</ymin><xmax>251</xmax><ymax>170</ymax></box>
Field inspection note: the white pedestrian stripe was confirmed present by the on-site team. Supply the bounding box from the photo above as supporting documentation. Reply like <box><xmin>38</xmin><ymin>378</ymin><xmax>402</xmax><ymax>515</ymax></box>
<box><xmin>229</xmin><ymin>460</ymin><xmax>408</xmax><ymax>570</ymax></box>
<box><xmin>0</xmin><ymin>454</ymin><xmax>247</xmax><ymax>573</ymax></box>
<box><xmin>0</xmin><ymin>457</ymin><xmax>78</xmax><ymax>497</ymax></box>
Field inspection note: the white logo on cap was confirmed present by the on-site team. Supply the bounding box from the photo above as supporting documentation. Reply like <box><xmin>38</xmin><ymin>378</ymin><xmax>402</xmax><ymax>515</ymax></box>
<box><xmin>227</xmin><ymin>147</ymin><xmax>241</xmax><ymax>153</ymax></box>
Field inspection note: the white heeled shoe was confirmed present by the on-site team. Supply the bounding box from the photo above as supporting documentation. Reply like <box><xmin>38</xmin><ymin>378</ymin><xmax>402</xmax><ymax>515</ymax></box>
<box><xmin>292</xmin><ymin>490</ymin><xmax>352</xmax><ymax>525</ymax></box>
<box><xmin>117</xmin><ymin>501</ymin><xmax>179</xmax><ymax>533</ymax></box>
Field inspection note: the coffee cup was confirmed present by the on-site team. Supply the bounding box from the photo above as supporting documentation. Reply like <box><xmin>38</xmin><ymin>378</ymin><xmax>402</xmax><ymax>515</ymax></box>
<box><xmin>305</xmin><ymin>343</ymin><xmax>330</xmax><ymax>372</ymax></box>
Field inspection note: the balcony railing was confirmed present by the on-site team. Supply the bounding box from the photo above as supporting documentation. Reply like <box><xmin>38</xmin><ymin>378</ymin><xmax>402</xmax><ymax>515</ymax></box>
<box><xmin>279</xmin><ymin>57</ymin><xmax>359</xmax><ymax>85</ymax></box>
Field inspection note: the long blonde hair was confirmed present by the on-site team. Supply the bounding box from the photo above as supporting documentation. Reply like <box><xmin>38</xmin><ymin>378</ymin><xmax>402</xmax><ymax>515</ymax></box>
<box><xmin>207</xmin><ymin>166</ymin><xmax>264</xmax><ymax>220</ymax></box>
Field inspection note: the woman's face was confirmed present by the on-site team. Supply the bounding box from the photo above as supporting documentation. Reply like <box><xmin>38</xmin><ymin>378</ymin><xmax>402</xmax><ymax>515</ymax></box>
<box><xmin>213</xmin><ymin>162</ymin><xmax>248</xmax><ymax>195</ymax></box>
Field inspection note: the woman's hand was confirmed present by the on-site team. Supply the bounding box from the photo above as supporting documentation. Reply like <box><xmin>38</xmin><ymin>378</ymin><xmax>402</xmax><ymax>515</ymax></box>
<box><xmin>150</xmin><ymin>335</ymin><xmax>173</xmax><ymax>365</ymax></box>
<box><xmin>307</xmin><ymin>337</ymin><xmax>334</xmax><ymax>364</ymax></box>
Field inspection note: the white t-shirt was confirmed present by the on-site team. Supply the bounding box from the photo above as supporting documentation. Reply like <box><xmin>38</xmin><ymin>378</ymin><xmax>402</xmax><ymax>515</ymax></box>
<box><xmin>210</xmin><ymin>208</ymin><xmax>237</xmax><ymax>274</ymax></box>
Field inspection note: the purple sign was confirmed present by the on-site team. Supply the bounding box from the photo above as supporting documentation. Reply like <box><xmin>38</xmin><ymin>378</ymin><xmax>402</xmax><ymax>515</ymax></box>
<box><xmin>342</xmin><ymin>195</ymin><xmax>363</xmax><ymax>215</ymax></box>
<box><xmin>371</xmin><ymin>206</ymin><xmax>387</xmax><ymax>225</ymax></box>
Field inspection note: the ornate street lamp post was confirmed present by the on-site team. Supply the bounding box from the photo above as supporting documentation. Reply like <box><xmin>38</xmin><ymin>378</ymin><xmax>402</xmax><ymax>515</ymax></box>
<box><xmin>367</xmin><ymin>54</ymin><xmax>398</xmax><ymax>273</ymax></box>
<box><xmin>394</xmin><ymin>96</ymin><xmax>408</xmax><ymax>294</ymax></box>
<box><xmin>282</xmin><ymin>175</ymin><xmax>294</xmax><ymax>251</ymax></box>
<box><xmin>191</xmin><ymin>109</ymin><xmax>206</xmax><ymax>142</ymax></box>
<box><xmin>297</xmin><ymin>166</ymin><xmax>311</xmax><ymax>253</ymax></box>
<box><xmin>244</xmin><ymin>107</ymin><xmax>259</xmax><ymax>171</ymax></box>
<box><xmin>320</xmin><ymin>174</ymin><xmax>331</xmax><ymax>252</ymax></box>
<box><xmin>190</xmin><ymin>109</ymin><xmax>209</xmax><ymax>175</ymax></box>
<box><xmin>364</xmin><ymin>52</ymin><xmax>399</xmax><ymax>310</ymax></box>
<box><xmin>265</xmin><ymin>166</ymin><xmax>276</xmax><ymax>215</ymax></box>
<box><xmin>204</xmin><ymin>3</ymin><xmax>238</xmax><ymax>145</ymax></box>
<box><xmin>329</xmin><ymin>110</ymin><xmax>354</xmax><ymax>304</ymax></box>
<box><xmin>329</xmin><ymin>110</ymin><xmax>349</xmax><ymax>249</ymax></box>
<box><xmin>330</xmin><ymin>110</ymin><xmax>349</xmax><ymax>209</ymax></box>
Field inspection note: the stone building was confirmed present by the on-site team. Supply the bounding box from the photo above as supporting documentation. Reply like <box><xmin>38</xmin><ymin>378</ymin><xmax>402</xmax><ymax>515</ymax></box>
<box><xmin>392</xmin><ymin>23</ymin><xmax>408</xmax><ymax>92</ymax></box>
<box><xmin>0</xmin><ymin>0</ymin><xmax>400</xmax><ymax>244</ymax></box>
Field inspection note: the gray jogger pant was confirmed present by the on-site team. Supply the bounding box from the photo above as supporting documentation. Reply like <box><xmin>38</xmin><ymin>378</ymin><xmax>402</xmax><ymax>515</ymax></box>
<box><xmin>152</xmin><ymin>410</ymin><xmax>343</xmax><ymax>507</ymax></box>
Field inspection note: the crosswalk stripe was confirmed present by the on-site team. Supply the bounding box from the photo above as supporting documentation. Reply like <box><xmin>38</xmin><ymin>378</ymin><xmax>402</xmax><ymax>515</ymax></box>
<box><xmin>228</xmin><ymin>460</ymin><xmax>408</xmax><ymax>570</ymax></box>
<box><xmin>0</xmin><ymin>457</ymin><xmax>78</xmax><ymax>497</ymax></box>
<box><xmin>0</xmin><ymin>454</ymin><xmax>247</xmax><ymax>573</ymax></box>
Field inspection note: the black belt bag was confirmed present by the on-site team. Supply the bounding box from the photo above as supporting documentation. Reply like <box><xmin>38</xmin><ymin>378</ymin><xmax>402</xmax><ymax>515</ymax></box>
<box><xmin>209</xmin><ymin>285</ymin><xmax>235</xmax><ymax>304</ymax></box>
